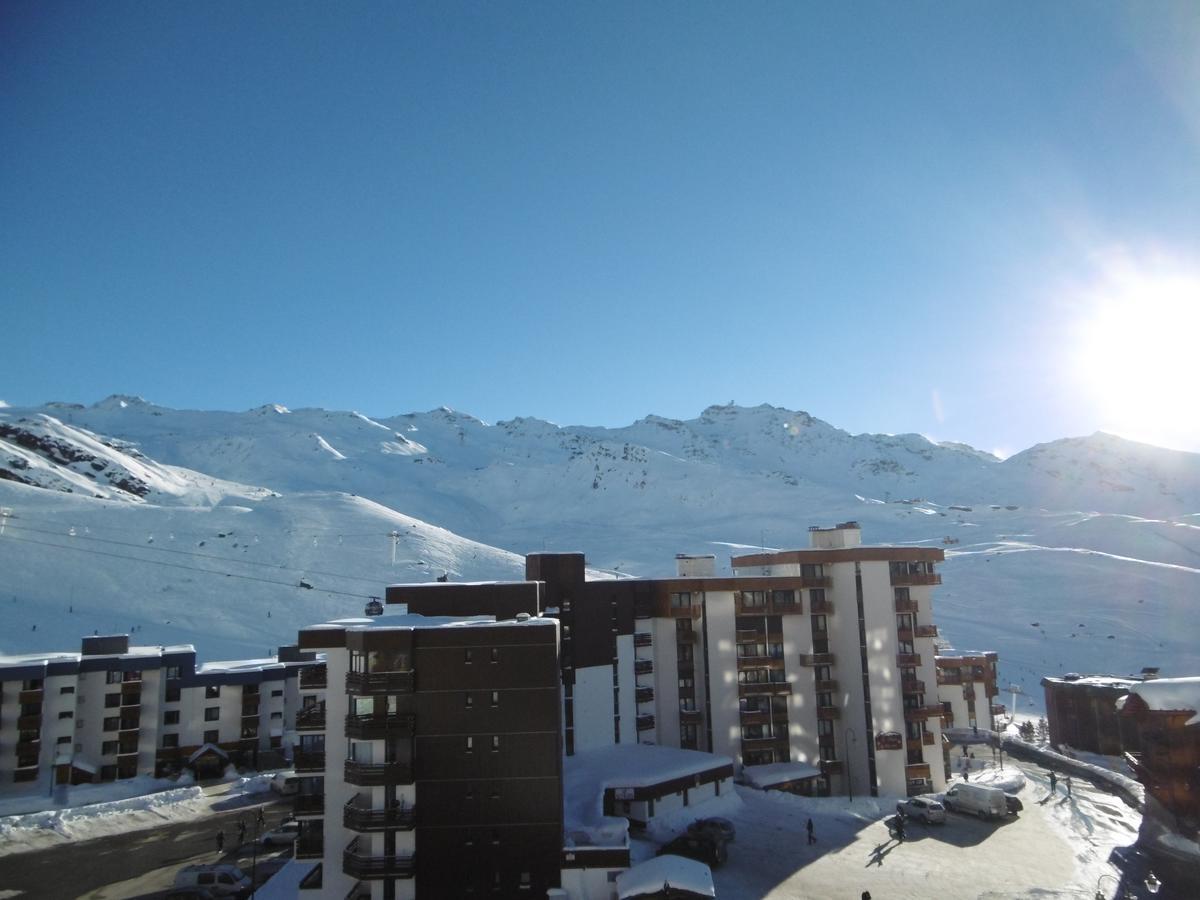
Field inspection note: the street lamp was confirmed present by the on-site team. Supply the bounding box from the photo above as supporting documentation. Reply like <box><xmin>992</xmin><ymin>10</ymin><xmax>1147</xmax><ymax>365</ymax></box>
<box><xmin>844</xmin><ymin>727</ymin><xmax>857</xmax><ymax>802</ymax></box>
<box><xmin>1094</xmin><ymin>871</ymin><xmax>1161</xmax><ymax>899</ymax></box>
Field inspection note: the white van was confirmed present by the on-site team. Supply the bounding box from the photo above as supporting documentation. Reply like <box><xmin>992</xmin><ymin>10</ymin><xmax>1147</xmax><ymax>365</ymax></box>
<box><xmin>174</xmin><ymin>864</ymin><xmax>251</xmax><ymax>897</ymax></box>
<box><xmin>270</xmin><ymin>770</ymin><xmax>299</xmax><ymax>796</ymax></box>
<box><xmin>942</xmin><ymin>783</ymin><xmax>1007</xmax><ymax>819</ymax></box>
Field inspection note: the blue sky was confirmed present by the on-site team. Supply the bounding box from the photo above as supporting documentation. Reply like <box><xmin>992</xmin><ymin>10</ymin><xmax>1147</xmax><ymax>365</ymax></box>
<box><xmin>3</xmin><ymin>2</ymin><xmax>1198</xmax><ymax>455</ymax></box>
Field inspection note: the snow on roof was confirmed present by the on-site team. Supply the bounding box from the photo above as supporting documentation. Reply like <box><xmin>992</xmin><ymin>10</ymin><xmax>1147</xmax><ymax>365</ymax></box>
<box><xmin>1124</xmin><ymin>676</ymin><xmax>1200</xmax><ymax>725</ymax></box>
<box><xmin>616</xmin><ymin>854</ymin><xmax>715</xmax><ymax>899</ymax></box>
<box><xmin>187</xmin><ymin>743</ymin><xmax>229</xmax><ymax>764</ymax></box>
<box><xmin>198</xmin><ymin>657</ymin><xmax>284</xmax><ymax>675</ymax></box>
<box><xmin>563</xmin><ymin>744</ymin><xmax>733</xmax><ymax>847</ymax></box>
<box><xmin>0</xmin><ymin>643</ymin><xmax>195</xmax><ymax>671</ymax></box>
<box><xmin>741</xmin><ymin>760</ymin><xmax>822</xmax><ymax>789</ymax></box>
<box><xmin>313</xmin><ymin>611</ymin><xmax>554</xmax><ymax>632</ymax></box>
<box><xmin>1045</xmin><ymin>674</ymin><xmax>1144</xmax><ymax>689</ymax></box>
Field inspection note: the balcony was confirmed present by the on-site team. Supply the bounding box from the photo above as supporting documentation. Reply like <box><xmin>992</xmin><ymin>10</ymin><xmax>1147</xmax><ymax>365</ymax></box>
<box><xmin>119</xmin><ymin>717</ymin><xmax>140</xmax><ymax>733</ymax></box>
<box><xmin>295</xmin><ymin>835</ymin><xmax>324</xmax><ymax>860</ymax></box>
<box><xmin>817</xmin><ymin>706</ymin><xmax>841</xmax><ymax>721</ymax></box>
<box><xmin>294</xmin><ymin>794</ymin><xmax>326</xmax><ymax>816</ymax></box>
<box><xmin>299</xmin><ymin>665</ymin><xmax>327</xmax><ymax>690</ymax></box>
<box><xmin>343</xmin><ymin>800</ymin><xmax>416</xmax><ymax>832</ymax></box>
<box><xmin>16</xmin><ymin>733</ymin><xmax>40</xmax><ymax>748</ymax></box>
<box><xmin>634</xmin><ymin>659</ymin><xmax>654</xmax><ymax>676</ymax></box>
<box><xmin>922</xmin><ymin>731</ymin><xmax>936</xmax><ymax>746</ymax></box>
<box><xmin>18</xmin><ymin>714</ymin><xmax>42</xmax><ymax>731</ymax></box>
<box><xmin>801</xmin><ymin>575</ymin><xmax>833</xmax><ymax>589</ymax></box>
<box><xmin>739</xmin><ymin>708</ymin><xmax>769</xmax><ymax>725</ymax></box>
<box><xmin>798</xmin><ymin>653</ymin><xmax>835</xmax><ymax>667</ymax></box>
<box><xmin>737</xmin><ymin>682</ymin><xmax>792</xmax><ymax>698</ymax></box>
<box><xmin>915</xmin><ymin>624</ymin><xmax>939</xmax><ymax>639</ymax></box>
<box><xmin>16</xmin><ymin>756</ymin><xmax>40</xmax><ymax>771</ymax></box>
<box><xmin>634</xmin><ymin>601</ymin><xmax>653</xmax><ymax>620</ymax></box>
<box><xmin>241</xmin><ymin>700</ymin><xmax>260</xmax><ymax>718</ymax></box>
<box><xmin>896</xmin><ymin>627</ymin><xmax>914</xmax><ymax>643</ymax></box>
<box><xmin>815</xmin><ymin>679</ymin><xmax>839</xmax><ymax>693</ymax></box>
<box><xmin>679</xmin><ymin>708</ymin><xmax>703</xmax><ymax>725</ymax></box>
<box><xmin>344</xmin><ymin>713</ymin><xmax>414</xmax><ymax>741</ymax></box>
<box><xmin>636</xmin><ymin>714</ymin><xmax>656</xmax><ymax>732</ymax></box>
<box><xmin>18</xmin><ymin>688</ymin><xmax>44</xmax><ymax>704</ymax></box>
<box><xmin>118</xmin><ymin>746</ymin><xmax>139</xmax><ymax>759</ymax></box>
<box><xmin>896</xmin><ymin>653</ymin><xmax>922</xmax><ymax>668</ymax></box>
<box><xmin>891</xmin><ymin>572</ymin><xmax>942</xmax><ymax>587</ymax></box>
<box><xmin>901</xmin><ymin>679</ymin><xmax>925</xmax><ymax>694</ymax></box>
<box><xmin>991</xmin><ymin>703</ymin><xmax>1007</xmax><ymax>716</ymax></box>
<box><xmin>820</xmin><ymin>759</ymin><xmax>843</xmax><ymax>775</ymax></box>
<box><xmin>903</xmin><ymin>705</ymin><xmax>945</xmax><ymax>722</ymax></box>
<box><xmin>343</xmin><ymin>838</ymin><xmax>415</xmax><ymax>881</ymax></box>
<box><xmin>634</xmin><ymin>632</ymin><xmax>653</xmax><ymax>648</ymax></box>
<box><xmin>810</xmin><ymin>596</ymin><xmax>834</xmax><ymax>615</ymax></box>
<box><xmin>344</xmin><ymin>760</ymin><xmax>414</xmax><ymax>787</ymax></box>
<box><xmin>936</xmin><ymin>671</ymin><xmax>962</xmax><ymax>685</ymax></box>
<box><xmin>905</xmin><ymin>763</ymin><xmax>932</xmax><ymax>780</ymax></box>
<box><xmin>294</xmin><ymin>751</ymin><xmax>326</xmax><ymax>773</ymax></box>
<box><xmin>296</xmin><ymin>705</ymin><xmax>327</xmax><ymax>731</ymax></box>
<box><xmin>668</xmin><ymin>604</ymin><xmax>702</xmax><ymax>619</ymax></box>
<box><xmin>636</xmin><ymin>687</ymin><xmax>654</xmax><ymax>704</ymax></box>
<box><xmin>345</xmin><ymin>670</ymin><xmax>415</xmax><ymax>694</ymax></box>
<box><xmin>736</xmin><ymin>654</ymin><xmax>786</xmax><ymax>670</ymax></box>
<box><xmin>894</xmin><ymin>596</ymin><xmax>919</xmax><ymax>614</ymax></box>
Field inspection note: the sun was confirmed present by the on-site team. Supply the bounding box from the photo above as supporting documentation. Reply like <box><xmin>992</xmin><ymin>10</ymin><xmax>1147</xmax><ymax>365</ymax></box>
<box><xmin>1070</xmin><ymin>260</ymin><xmax>1200</xmax><ymax>450</ymax></box>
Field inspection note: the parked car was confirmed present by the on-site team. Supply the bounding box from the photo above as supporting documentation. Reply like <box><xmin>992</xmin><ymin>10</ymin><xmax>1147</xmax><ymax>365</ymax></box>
<box><xmin>1004</xmin><ymin>793</ymin><xmax>1024</xmax><ymax>815</ymax></box>
<box><xmin>896</xmin><ymin>796</ymin><xmax>946</xmax><ymax>824</ymax></box>
<box><xmin>942</xmin><ymin>783</ymin><xmax>1007</xmax><ymax>819</ymax></box>
<box><xmin>259</xmin><ymin>820</ymin><xmax>301</xmax><ymax>846</ymax></box>
<box><xmin>269</xmin><ymin>771</ymin><xmax>299</xmax><ymax>796</ymax></box>
<box><xmin>687</xmin><ymin>816</ymin><xmax>736</xmax><ymax>843</ymax></box>
<box><xmin>657</xmin><ymin>832</ymin><xmax>728</xmax><ymax>868</ymax></box>
<box><xmin>173</xmin><ymin>864</ymin><xmax>251</xmax><ymax>898</ymax></box>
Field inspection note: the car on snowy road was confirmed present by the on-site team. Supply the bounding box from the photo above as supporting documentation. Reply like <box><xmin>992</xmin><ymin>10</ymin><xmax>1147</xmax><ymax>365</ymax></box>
<box><xmin>687</xmin><ymin>816</ymin><xmax>736</xmax><ymax>843</ymax></box>
<box><xmin>657</xmin><ymin>832</ymin><xmax>728</xmax><ymax>868</ymax></box>
<box><xmin>1004</xmin><ymin>793</ymin><xmax>1023</xmax><ymax>815</ymax></box>
<box><xmin>896</xmin><ymin>796</ymin><xmax>946</xmax><ymax>824</ymax></box>
<box><xmin>259</xmin><ymin>820</ymin><xmax>301</xmax><ymax>847</ymax></box>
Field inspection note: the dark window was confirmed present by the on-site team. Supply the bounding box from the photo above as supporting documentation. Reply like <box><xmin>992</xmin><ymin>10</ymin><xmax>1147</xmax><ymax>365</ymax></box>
<box><xmin>106</xmin><ymin>671</ymin><xmax>122</xmax><ymax>685</ymax></box>
<box><xmin>59</xmin><ymin>685</ymin><xmax>75</xmax><ymax>695</ymax></box>
<box><xmin>162</xmin><ymin>733</ymin><xmax>179</xmax><ymax>748</ymax></box>
<box><xmin>272</xmin><ymin>689</ymin><xmax>283</xmax><ymax>698</ymax></box>
<box><xmin>166</xmin><ymin>666</ymin><xmax>181</xmax><ymax>680</ymax></box>
<box><xmin>204</xmin><ymin>707</ymin><xmax>220</xmax><ymax>721</ymax></box>
<box><xmin>102</xmin><ymin>740</ymin><xmax>119</xmax><ymax>755</ymax></box>
<box><xmin>491</xmin><ymin>691</ymin><xmax>499</xmax><ymax>707</ymax></box>
<box><xmin>491</xmin><ymin>735</ymin><xmax>500</xmax><ymax>752</ymax></box>
<box><xmin>56</xmin><ymin>735</ymin><xmax>71</xmax><ymax>745</ymax></box>
<box><xmin>465</xmin><ymin>693</ymin><xmax>474</xmax><ymax>709</ymax></box>
<box><xmin>490</xmin><ymin>648</ymin><xmax>499</xmax><ymax>664</ymax></box>
<box><xmin>205</xmin><ymin>685</ymin><xmax>220</xmax><ymax>699</ymax></box>
<box><xmin>165</xmin><ymin>685</ymin><xmax>181</xmax><ymax>703</ymax></box>
<box><xmin>465</xmin><ymin>736</ymin><xmax>474</xmax><ymax>753</ymax></box>
<box><xmin>105</xmin><ymin>693</ymin><xmax>121</xmax><ymax>708</ymax></box>
<box><xmin>464</xmin><ymin>649</ymin><xmax>473</xmax><ymax>664</ymax></box>
<box><xmin>103</xmin><ymin>717</ymin><xmax>119</xmax><ymax>732</ymax></box>
<box><xmin>164</xmin><ymin>711</ymin><xmax>180</xmax><ymax>725</ymax></box>
<box><xmin>204</xmin><ymin>729</ymin><xmax>219</xmax><ymax>744</ymax></box>
<box><xmin>58</xmin><ymin>710</ymin><xmax>73</xmax><ymax>720</ymax></box>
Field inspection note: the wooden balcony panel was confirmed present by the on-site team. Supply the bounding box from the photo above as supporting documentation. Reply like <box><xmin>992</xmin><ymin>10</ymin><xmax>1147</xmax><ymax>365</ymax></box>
<box><xmin>296</xmin><ymin>706</ymin><xmax>327</xmax><ymax>731</ymax></box>
<box><xmin>295</xmin><ymin>835</ymin><xmax>324</xmax><ymax>860</ymax></box>
<box><xmin>896</xmin><ymin>628</ymin><xmax>915</xmax><ymax>642</ymax></box>
<box><xmin>636</xmin><ymin>715</ymin><xmax>656</xmax><ymax>732</ymax></box>
<box><xmin>294</xmin><ymin>751</ymin><xmax>326</xmax><ymax>773</ymax></box>
<box><xmin>18</xmin><ymin>714</ymin><xmax>42</xmax><ymax>731</ymax></box>
<box><xmin>891</xmin><ymin>573</ymin><xmax>942</xmax><ymax>587</ymax></box>
<box><xmin>634</xmin><ymin>660</ymin><xmax>654</xmax><ymax>676</ymax></box>
<box><xmin>815</xmin><ymin>679</ymin><xmax>839</xmax><ymax>693</ymax></box>
<box><xmin>344</xmin><ymin>713</ymin><xmax>415</xmax><ymax>740</ymax></box>
<box><xmin>937</xmin><ymin>672</ymin><xmax>961</xmax><ymax>685</ymax></box>
<box><xmin>668</xmin><ymin>605</ymin><xmax>702</xmax><ymax>619</ymax></box>
<box><xmin>817</xmin><ymin>706</ymin><xmax>841</xmax><ymax>721</ymax></box>
<box><xmin>810</xmin><ymin>598</ymin><xmax>834</xmax><ymax>615</ymax></box>
<box><xmin>737</xmin><ymin>682</ymin><xmax>792</xmax><ymax>697</ymax></box>
<box><xmin>921</xmin><ymin>731</ymin><xmax>936</xmax><ymax>746</ymax></box>
<box><xmin>905</xmin><ymin>763</ymin><xmax>932</xmax><ymax>780</ymax></box>
<box><xmin>299</xmin><ymin>666</ymin><xmax>328</xmax><ymax>689</ymax></box>
<box><xmin>798</xmin><ymin>653</ymin><xmax>835</xmax><ymax>667</ymax></box>
<box><xmin>633</xmin><ymin>633</ymin><xmax>653</xmax><ymax>648</ymax></box>
<box><xmin>345</xmin><ymin>671</ymin><xmax>414</xmax><ymax>694</ymax></box>
<box><xmin>679</xmin><ymin>708</ymin><xmax>703</xmax><ymax>725</ymax></box>
<box><xmin>901</xmin><ymin>679</ymin><xmax>926</xmax><ymax>695</ymax></box>
<box><xmin>635</xmin><ymin>687</ymin><xmax>655</xmax><ymax>704</ymax></box>
<box><xmin>896</xmin><ymin>653</ymin><xmax>922</xmax><ymax>667</ymax></box>
<box><xmin>820</xmin><ymin>759</ymin><xmax>843</xmax><ymax>774</ymax></box>
<box><xmin>18</xmin><ymin>689</ymin><xmax>44</xmax><ymax>704</ymax></box>
<box><xmin>915</xmin><ymin>624</ymin><xmax>939</xmax><ymax>638</ymax></box>
<box><xmin>294</xmin><ymin>794</ymin><xmax>326</xmax><ymax>816</ymax></box>
<box><xmin>344</xmin><ymin>760</ymin><xmax>414</xmax><ymax>787</ymax></box>
<box><xmin>342</xmin><ymin>844</ymin><xmax>415</xmax><ymax>881</ymax></box>
<box><xmin>343</xmin><ymin>802</ymin><xmax>416</xmax><ymax>833</ymax></box>
<box><xmin>739</xmin><ymin>710</ymin><xmax>770</xmax><ymax>726</ymax></box>
<box><xmin>894</xmin><ymin>598</ymin><xmax>919</xmax><ymax>613</ymax></box>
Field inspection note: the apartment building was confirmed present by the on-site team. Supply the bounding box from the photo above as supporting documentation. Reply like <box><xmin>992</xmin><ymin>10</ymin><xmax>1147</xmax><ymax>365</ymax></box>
<box><xmin>1118</xmin><ymin>677</ymin><xmax>1200</xmax><ymax>831</ymax></box>
<box><xmin>935</xmin><ymin>650</ymin><xmax>1001</xmax><ymax>732</ymax></box>
<box><xmin>1042</xmin><ymin>673</ymin><xmax>1151</xmax><ymax>755</ymax></box>
<box><xmin>391</xmin><ymin>522</ymin><xmax>949</xmax><ymax>798</ymax></box>
<box><xmin>293</xmin><ymin>610</ymin><xmax>562</xmax><ymax>900</ymax></box>
<box><xmin>0</xmin><ymin>634</ymin><xmax>318</xmax><ymax>792</ymax></box>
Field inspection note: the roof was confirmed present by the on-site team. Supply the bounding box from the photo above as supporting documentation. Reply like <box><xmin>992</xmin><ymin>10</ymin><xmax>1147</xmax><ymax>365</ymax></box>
<box><xmin>1121</xmin><ymin>676</ymin><xmax>1200</xmax><ymax>725</ymax></box>
<box><xmin>616</xmin><ymin>855</ymin><xmax>715</xmax><ymax>899</ymax></box>
<box><xmin>741</xmin><ymin>760</ymin><xmax>823</xmax><ymax>789</ymax></box>
<box><xmin>187</xmin><ymin>742</ymin><xmax>230</xmax><ymax>764</ymax></box>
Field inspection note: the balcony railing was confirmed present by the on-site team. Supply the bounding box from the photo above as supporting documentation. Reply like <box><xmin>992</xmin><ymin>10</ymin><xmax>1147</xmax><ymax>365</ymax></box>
<box><xmin>16</xmin><ymin>756</ymin><xmax>40</xmax><ymax>770</ymax></box>
<box><xmin>901</xmin><ymin>679</ymin><xmax>925</xmax><ymax>695</ymax></box>
<box><xmin>905</xmin><ymin>762</ymin><xmax>932</xmax><ymax>780</ymax></box>
<box><xmin>299</xmin><ymin>666</ymin><xmax>327</xmax><ymax>690</ymax></box>
<box><xmin>346</xmin><ymin>670</ymin><xmax>414</xmax><ymax>694</ymax></box>
<box><xmin>242</xmin><ymin>701</ymin><xmax>260</xmax><ymax>718</ymax></box>
<box><xmin>922</xmin><ymin>731</ymin><xmax>936</xmax><ymax>746</ymax></box>
<box><xmin>294</xmin><ymin>751</ymin><xmax>326</xmax><ymax>773</ymax></box>
<box><xmin>914</xmin><ymin>624</ymin><xmax>939</xmax><ymax>639</ymax></box>
<box><xmin>810</xmin><ymin>597</ymin><xmax>834</xmax><ymax>615</ymax></box>
<box><xmin>815</xmin><ymin>679</ymin><xmax>839</xmax><ymax>693</ymax></box>
<box><xmin>634</xmin><ymin>659</ymin><xmax>654</xmax><ymax>676</ymax></box>
<box><xmin>894</xmin><ymin>597</ymin><xmax>919</xmax><ymax>613</ymax></box>
<box><xmin>296</xmin><ymin>705</ymin><xmax>327</xmax><ymax>731</ymax></box>
<box><xmin>18</xmin><ymin>688</ymin><xmax>44</xmax><ymax>704</ymax></box>
<box><xmin>343</xmin><ymin>801</ymin><xmax>416</xmax><ymax>832</ymax></box>
<box><xmin>896</xmin><ymin>628</ymin><xmax>914</xmax><ymax>643</ymax></box>
<box><xmin>633</xmin><ymin>632</ymin><xmax>653</xmax><ymax>648</ymax></box>
<box><xmin>17</xmin><ymin>714</ymin><xmax>42</xmax><ymax>731</ymax></box>
<box><xmin>636</xmin><ymin>687</ymin><xmax>654</xmax><ymax>704</ymax></box>
<box><xmin>344</xmin><ymin>713</ymin><xmax>415</xmax><ymax>740</ymax></box>
<box><xmin>118</xmin><ymin>718</ymin><xmax>140</xmax><ymax>733</ymax></box>
<box><xmin>16</xmin><ymin>733</ymin><xmax>40</xmax><ymax>748</ymax></box>
<box><xmin>936</xmin><ymin>671</ymin><xmax>962</xmax><ymax>685</ymax></box>
<box><xmin>636</xmin><ymin>715</ymin><xmax>656</xmax><ymax>732</ymax></box>
<box><xmin>817</xmin><ymin>706</ymin><xmax>841</xmax><ymax>720</ymax></box>
<box><xmin>798</xmin><ymin>653</ymin><xmax>835</xmax><ymax>667</ymax></box>
<box><xmin>903</xmin><ymin>705</ymin><xmax>945</xmax><ymax>722</ymax></box>
<box><xmin>294</xmin><ymin>794</ymin><xmax>326</xmax><ymax>816</ymax></box>
<box><xmin>343</xmin><ymin>838</ymin><xmax>415</xmax><ymax>881</ymax></box>
<box><xmin>295</xmin><ymin>835</ymin><xmax>324</xmax><ymax>860</ymax></box>
<box><xmin>737</xmin><ymin>682</ymin><xmax>792</xmax><ymax>697</ymax></box>
<box><xmin>896</xmin><ymin>653</ymin><xmax>922</xmax><ymax>667</ymax></box>
<box><xmin>891</xmin><ymin>572</ymin><xmax>942</xmax><ymax>587</ymax></box>
<box><xmin>344</xmin><ymin>759</ymin><xmax>414</xmax><ymax>787</ymax></box>
<box><xmin>991</xmin><ymin>703</ymin><xmax>1007</xmax><ymax>716</ymax></box>
<box><xmin>679</xmin><ymin>708</ymin><xmax>703</xmax><ymax>725</ymax></box>
<box><xmin>820</xmin><ymin>759</ymin><xmax>843</xmax><ymax>774</ymax></box>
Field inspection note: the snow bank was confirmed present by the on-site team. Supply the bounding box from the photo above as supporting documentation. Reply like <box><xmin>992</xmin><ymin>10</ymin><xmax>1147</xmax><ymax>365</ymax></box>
<box><xmin>616</xmin><ymin>854</ymin><xmax>715</xmax><ymax>899</ymax></box>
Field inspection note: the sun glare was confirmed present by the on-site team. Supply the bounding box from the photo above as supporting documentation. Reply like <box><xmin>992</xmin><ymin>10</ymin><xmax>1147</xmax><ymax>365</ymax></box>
<box><xmin>1070</xmin><ymin>262</ymin><xmax>1200</xmax><ymax>450</ymax></box>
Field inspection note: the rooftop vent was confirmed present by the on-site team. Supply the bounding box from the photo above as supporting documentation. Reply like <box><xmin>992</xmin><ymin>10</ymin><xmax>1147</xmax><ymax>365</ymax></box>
<box><xmin>364</xmin><ymin>597</ymin><xmax>384</xmax><ymax>617</ymax></box>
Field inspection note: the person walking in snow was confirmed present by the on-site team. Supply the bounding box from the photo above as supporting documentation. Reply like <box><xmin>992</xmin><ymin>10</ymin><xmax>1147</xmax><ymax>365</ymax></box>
<box><xmin>237</xmin><ymin>818</ymin><xmax>247</xmax><ymax>846</ymax></box>
<box><xmin>1065</xmin><ymin>775</ymin><xmax>1072</xmax><ymax>798</ymax></box>
<box><xmin>1049</xmin><ymin>771</ymin><xmax>1057</xmax><ymax>794</ymax></box>
<box><xmin>895</xmin><ymin>816</ymin><xmax>905</xmax><ymax>842</ymax></box>
<box><xmin>806</xmin><ymin>817</ymin><xmax>816</xmax><ymax>844</ymax></box>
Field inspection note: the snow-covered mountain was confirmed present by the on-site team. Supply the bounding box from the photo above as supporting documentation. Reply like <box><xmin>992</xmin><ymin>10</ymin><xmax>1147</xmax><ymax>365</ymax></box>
<box><xmin>3</xmin><ymin>397</ymin><xmax>1198</xmax><ymax>712</ymax></box>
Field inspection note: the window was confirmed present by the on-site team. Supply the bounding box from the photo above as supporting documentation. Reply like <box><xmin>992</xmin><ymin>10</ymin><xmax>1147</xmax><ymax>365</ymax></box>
<box><xmin>272</xmin><ymin>689</ymin><xmax>283</xmax><ymax>698</ymax></box>
<box><xmin>102</xmin><ymin>740</ymin><xmax>119</xmax><ymax>755</ymax></box>
<box><xmin>164</xmin><ymin>710</ymin><xmax>180</xmax><ymax>726</ymax></box>
<box><xmin>270</xmin><ymin>711</ymin><xmax>282</xmax><ymax>720</ymax></box>
<box><xmin>465</xmin><ymin>736</ymin><xmax>474</xmax><ymax>753</ymax></box>
<box><xmin>243</xmin><ymin>683</ymin><xmax>259</xmax><ymax>696</ymax></box>
<box><xmin>59</xmin><ymin>685</ymin><xmax>75</xmax><ymax>695</ymax></box>
<box><xmin>241</xmin><ymin>724</ymin><xmax>258</xmax><ymax>740</ymax></box>
<box><xmin>106</xmin><ymin>671</ymin><xmax>122</xmax><ymax>685</ymax></box>
<box><xmin>165</xmin><ymin>685</ymin><xmax>181</xmax><ymax>703</ymax></box>
<box><xmin>491</xmin><ymin>735</ymin><xmax>500</xmax><ymax>752</ymax></box>
<box><xmin>464</xmin><ymin>649</ymin><xmax>473</xmax><ymax>664</ymax></box>
<box><xmin>204</xmin><ymin>707</ymin><xmax>220</xmax><ymax>721</ymax></box>
<box><xmin>670</xmin><ymin>591</ymin><xmax>692</xmax><ymax>608</ymax></box>
<box><xmin>56</xmin><ymin>735</ymin><xmax>71</xmax><ymax>745</ymax></box>
<box><xmin>104</xmin><ymin>693</ymin><xmax>121</xmax><ymax>708</ymax></box>
<box><xmin>58</xmin><ymin>710</ymin><xmax>73</xmax><ymax>720</ymax></box>
<box><xmin>204</xmin><ymin>729</ymin><xmax>219</xmax><ymax>744</ymax></box>
<box><xmin>772</xmin><ymin>589</ymin><xmax>796</xmax><ymax>607</ymax></box>
<box><xmin>491</xmin><ymin>691</ymin><xmax>499</xmax><ymax>707</ymax></box>
<box><xmin>676</xmin><ymin>617</ymin><xmax>693</xmax><ymax>635</ymax></box>
<box><xmin>465</xmin><ymin>693</ymin><xmax>474</xmax><ymax>709</ymax></box>
<box><xmin>162</xmin><ymin>733</ymin><xmax>179</xmax><ymax>748</ymax></box>
<box><xmin>894</xmin><ymin>587</ymin><xmax>911</xmax><ymax>604</ymax></box>
<box><xmin>205</xmin><ymin>685</ymin><xmax>220</xmax><ymax>699</ymax></box>
<box><xmin>678</xmin><ymin>677</ymin><xmax>694</xmax><ymax>690</ymax></box>
<box><xmin>809</xmin><ymin>587</ymin><xmax>826</xmax><ymax>605</ymax></box>
<box><xmin>742</xmin><ymin>590</ymin><xmax>766</xmax><ymax>608</ymax></box>
<box><xmin>811</xmin><ymin>614</ymin><xmax>827</xmax><ymax>634</ymax></box>
<box><xmin>490</xmin><ymin>648</ymin><xmax>499</xmax><ymax>664</ymax></box>
<box><xmin>103</xmin><ymin>716</ymin><xmax>119</xmax><ymax>732</ymax></box>
<box><xmin>100</xmin><ymin>765</ymin><xmax>118</xmax><ymax>781</ymax></box>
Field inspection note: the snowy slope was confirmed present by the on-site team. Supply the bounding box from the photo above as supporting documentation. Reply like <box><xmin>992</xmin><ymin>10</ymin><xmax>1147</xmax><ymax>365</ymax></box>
<box><xmin>2</xmin><ymin>397</ymin><xmax>1198</xmax><ymax>707</ymax></box>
